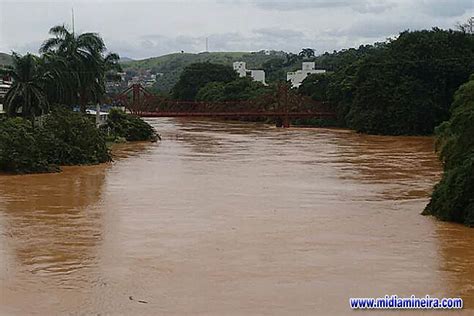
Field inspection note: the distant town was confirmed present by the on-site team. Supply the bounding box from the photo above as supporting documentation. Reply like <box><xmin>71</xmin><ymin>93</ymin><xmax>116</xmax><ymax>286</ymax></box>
<box><xmin>103</xmin><ymin>52</ymin><xmax>326</xmax><ymax>95</ymax></box>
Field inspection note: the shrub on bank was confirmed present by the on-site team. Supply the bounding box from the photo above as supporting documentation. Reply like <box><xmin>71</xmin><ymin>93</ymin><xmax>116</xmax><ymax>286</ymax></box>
<box><xmin>42</xmin><ymin>107</ymin><xmax>111</xmax><ymax>165</ymax></box>
<box><xmin>0</xmin><ymin>108</ymin><xmax>111</xmax><ymax>174</ymax></box>
<box><xmin>107</xmin><ymin>109</ymin><xmax>158</xmax><ymax>142</ymax></box>
<box><xmin>423</xmin><ymin>76</ymin><xmax>474</xmax><ymax>226</ymax></box>
<box><xmin>0</xmin><ymin>117</ymin><xmax>55</xmax><ymax>173</ymax></box>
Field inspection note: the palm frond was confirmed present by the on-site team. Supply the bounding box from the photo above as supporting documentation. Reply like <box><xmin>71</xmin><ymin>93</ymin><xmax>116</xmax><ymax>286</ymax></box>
<box><xmin>40</xmin><ymin>37</ymin><xmax>62</xmax><ymax>53</ymax></box>
<box><xmin>48</xmin><ymin>25</ymin><xmax>70</xmax><ymax>38</ymax></box>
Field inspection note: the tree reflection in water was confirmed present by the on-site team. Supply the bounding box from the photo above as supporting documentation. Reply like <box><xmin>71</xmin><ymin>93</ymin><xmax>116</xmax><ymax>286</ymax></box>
<box><xmin>434</xmin><ymin>222</ymin><xmax>474</xmax><ymax>308</ymax></box>
<box><xmin>0</xmin><ymin>165</ymin><xmax>107</xmax><ymax>284</ymax></box>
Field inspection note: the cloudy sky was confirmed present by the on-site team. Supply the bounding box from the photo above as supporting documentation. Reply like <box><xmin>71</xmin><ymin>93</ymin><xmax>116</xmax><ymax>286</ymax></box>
<box><xmin>0</xmin><ymin>0</ymin><xmax>472</xmax><ymax>60</ymax></box>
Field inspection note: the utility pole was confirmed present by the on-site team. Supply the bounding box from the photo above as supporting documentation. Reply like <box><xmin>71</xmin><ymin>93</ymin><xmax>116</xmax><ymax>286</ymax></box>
<box><xmin>71</xmin><ymin>7</ymin><xmax>75</xmax><ymax>34</ymax></box>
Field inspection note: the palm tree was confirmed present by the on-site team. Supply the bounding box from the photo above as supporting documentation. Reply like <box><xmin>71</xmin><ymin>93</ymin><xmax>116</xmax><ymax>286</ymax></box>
<box><xmin>40</xmin><ymin>25</ymin><xmax>119</xmax><ymax>111</ymax></box>
<box><xmin>39</xmin><ymin>51</ymin><xmax>78</xmax><ymax>106</ymax></box>
<box><xmin>89</xmin><ymin>52</ymin><xmax>122</xmax><ymax>103</ymax></box>
<box><xmin>2</xmin><ymin>53</ymin><xmax>52</xmax><ymax>127</ymax></box>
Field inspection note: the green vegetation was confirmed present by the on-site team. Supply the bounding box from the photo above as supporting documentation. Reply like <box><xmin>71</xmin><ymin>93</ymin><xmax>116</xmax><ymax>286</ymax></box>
<box><xmin>0</xmin><ymin>52</ymin><xmax>12</xmax><ymax>67</ymax></box>
<box><xmin>0</xmin><ymin>25</ymin><xmax>156</xmax><ymax>174</ymax></box>
<box><xmin>196</xmin><ymin>77</ymin><xmax>269</xmax><ymax>102</ymax></box>
<box><xmin>298</xmin><ymin>73</ymin><xmax>332</xmax><ymax>102</ymax></box>
<box><xmin>3</xmin><ymin>53</ymin><xmax>51</xmax><ymax>126</ymax></box>
<box><xmin>423</xmin><ymin>75</ymin><xmax>474</xmax><ymax>226</ymax></box>
<box><xmin>107</xmin><ymin>109</ymin><xmax>158</xmax><ymax>142</ymax></box>
<box><xmin>0</xmin><ymin>108</ymin><xmax>110</xmax><ymax>174</ymax></box>
<box><xmin>39</xmin><ymin>25</ymin><xmax>121</xmax><ymax>111</ymax></box>
<box><xmin>2</xmin><ymin>25</ymin><xmax>122</xmax><ymax>117</ymax></box>
<box><xmin>172</xmin><ymin>62</ymin><xmax>238</xmax><ymax>100</ymax></box>
<box><xmin>298</xmin><ymin>29</ymin><xmax>474</xmax><ymax>135</ymax></box>
<box><xmin>346</xmin><ymin>30</ymin><xmax>473</xmax><ymax>135</ymax></box>
<box><xmin>0</xmin><ymin>117</ymin><xmax>54</xmax><ymax>173</ymax></box>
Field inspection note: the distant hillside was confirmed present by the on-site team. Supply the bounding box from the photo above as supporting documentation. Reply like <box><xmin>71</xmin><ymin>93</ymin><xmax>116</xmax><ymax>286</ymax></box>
<box><xmin>119</xmin><ymin>56</ymin><xmax>135</xmax><ymax>63</ymax></box>
<box><xmin>0</xmin><ymin>52</ymin><xmax>12</xmax><ymax>67</ymax></box>
<box><xmin>122</xmin><ymin>51</ymin><xmax>286</xmax><ymax>92</ymax></box>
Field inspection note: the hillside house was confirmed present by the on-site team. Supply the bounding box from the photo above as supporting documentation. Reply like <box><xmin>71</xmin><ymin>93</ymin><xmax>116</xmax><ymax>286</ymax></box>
<box><xmin>287</xmin><ymin>62</ymin><xmax>326</xmax><ymax>88</ymax></box>
<box><xmin>233</xmin><ymin>62</ymin><xmax>267</xmax><ymax>85</ymax></box>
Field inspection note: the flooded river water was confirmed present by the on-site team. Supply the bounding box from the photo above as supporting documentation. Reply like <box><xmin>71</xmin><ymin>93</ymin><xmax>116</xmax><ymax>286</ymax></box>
<box><xmin>0</xmin><ymin>118</ymin><xmax>473</xmax><ymax>315</ymax></box>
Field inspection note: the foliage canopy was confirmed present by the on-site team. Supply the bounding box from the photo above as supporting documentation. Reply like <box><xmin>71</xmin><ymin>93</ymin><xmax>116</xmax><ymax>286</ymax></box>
<box><xmin>423</xmin><ymin>75</ymin><xmax>474</xmax><ymax>226</ymax></box>
<box><xmin>196</xmin><ymin>77</ymin><xmax>269</xmax><ymax>102</ymax></box>
<box><xmin>298</xmin><ymin>29</ymin><xmax>474</xmax><ymax>135</ymax></box>
<box><xmin>0</xmin><ymin>108</ymin><xmax>111</xmax><ymax>174</ymax></box>
<box><xmin>107</xmin><ymin>109</ymin><xmax>158</xmax><ymax>142</ymax></box>
<box><xmin>172</xmin><ymin>62</ymin><xmax>238</xmax><ymax>100</ymax></box>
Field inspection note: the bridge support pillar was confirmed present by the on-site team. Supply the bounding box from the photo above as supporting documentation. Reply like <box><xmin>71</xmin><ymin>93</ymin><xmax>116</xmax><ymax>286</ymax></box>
<box><xmin>275</xmin><ymin>117</ymin><xmax>290</xmax><ymax>128</ymax></box>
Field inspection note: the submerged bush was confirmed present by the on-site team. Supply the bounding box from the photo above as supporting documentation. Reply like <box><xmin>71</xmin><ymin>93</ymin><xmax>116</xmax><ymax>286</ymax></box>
<box><xmin>0</xmin><ymin>108</ymin><xmax>111</xmax><ymax>174</ymax></box>
<box><xmin>0</xmin><ymin>117</ymin><xmax>54</xmax><ymax>173</ymax></box>
<box><xmin>107</xmin><ymin>109</ymin><xmax>157</xmax><ymax>142</ymax></box>
<box><xmin>423</xmin><ymin>76</ymin><xmax>474</xmax><ymax>226</ymax></box>
<box><xmin>42</xmin><ymin>107</ymin><xmax>111</xmax><ymax>165</ymax></box>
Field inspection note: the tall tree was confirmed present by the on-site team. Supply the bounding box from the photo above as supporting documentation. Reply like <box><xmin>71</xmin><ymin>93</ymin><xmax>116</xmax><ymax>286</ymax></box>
<box><xmin>172</xmin><ymin>62</ymin><xmax>238</xmax><ymax>100</ymax></box>
<box><xmin>284</xmin><ymin>52</ymin><xmax>299</xmax><ymax>66</ymax></box>
<box><xmin>2</xmin><ymin>53</ymin><xmax>52</xmax><ymax>127</ymax></box>
<box><xmin>345</xmin><ymin>29</ymin><xmax>474</xmax><ymax>135</ymax></box>
<box><xmin>299</xmin><ymin>48</ymin><xmax>315</xmax><ymax>59</ymax></box>
<box><xmin>39</xmin><ymin>25</ymin><xmax>120</xmax><ymax>111</ymax></box>
<box><xmin>423</xmin><ymin>75</ymin><xmax>474</xmax><ymax>226</ymax></box>
<box><xmin>456</xmin><ymin>17</ymin><xmax>474</xmax><ymax>34</ymax></box>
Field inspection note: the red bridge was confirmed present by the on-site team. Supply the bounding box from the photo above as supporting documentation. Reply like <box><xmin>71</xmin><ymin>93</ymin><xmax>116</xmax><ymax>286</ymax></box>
<box><xmin>113</xmin><ymin>84</ymin><xmax>336</xmax><ymax>127</ymax></box>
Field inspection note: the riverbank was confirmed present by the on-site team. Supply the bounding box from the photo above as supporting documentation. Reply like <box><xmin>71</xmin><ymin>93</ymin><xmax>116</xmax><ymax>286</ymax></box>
<box><xmin>422</xmin><ymin>76</ymin><xmax>474</xmax><ymax>226</ymax></box>
<box><xmin>0</xmin><ymin>108</ymin><xmax>158</xmax><ymax>174</ymax></box>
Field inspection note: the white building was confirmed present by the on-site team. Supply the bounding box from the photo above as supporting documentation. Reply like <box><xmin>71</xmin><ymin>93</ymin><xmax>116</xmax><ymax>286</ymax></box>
<box><xmin>287</xmin><ymin>62</ymin><xmax>326</xmax><ymax>88</ymax></box>
<box><xmin>233</xmin><ymin>62</ymin><xmax>267</xmax><ymax>85</ymax></box>
<box><xmin>0</xmin><ymin>79</ymin><xmax>12</xmax><ymax>114</ymax></box>
<box><xmin>86</xmin><ymin>108</ymin><xmax>109</xmax><ymax>127</ymax></box>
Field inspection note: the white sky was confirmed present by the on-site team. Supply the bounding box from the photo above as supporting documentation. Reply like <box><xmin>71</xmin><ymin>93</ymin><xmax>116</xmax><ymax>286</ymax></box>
<box><xmin>0</xmin><ymin>0</ymin><xmax>472</xmax><ymax>59</ymax></box>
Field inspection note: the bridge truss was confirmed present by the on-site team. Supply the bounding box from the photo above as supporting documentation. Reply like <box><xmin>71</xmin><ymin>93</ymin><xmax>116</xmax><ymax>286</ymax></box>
<box><xmin>113</xmin><ymin>83</ymin><xmax>336</xmax><ymax>127</ymax></box>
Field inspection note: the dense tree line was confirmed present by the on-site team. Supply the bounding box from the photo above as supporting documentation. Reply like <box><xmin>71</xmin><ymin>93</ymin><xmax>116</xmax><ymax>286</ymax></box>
<box><xmin>172</xmin><ymin>62</ymin><xmax>270</xmax><ymax>102</ymax></box>
<box><xmin>423</xmin><ymin>75</ymin><xmax>474</xmax><ymax>226</ymax></box>
<box><xmin>298</xmin><ymin>29</ymin><xmax>474</xmax><ymax>135</ymax></box>
<box><xmin>196</xmin><ymin>77</ymin><xmax>269</xmax><ymax>102</ymax></box>
<box><xmin>172</xmin><ymin>62</ymin><xmax>238</xmax><ymax>100</ymax></box>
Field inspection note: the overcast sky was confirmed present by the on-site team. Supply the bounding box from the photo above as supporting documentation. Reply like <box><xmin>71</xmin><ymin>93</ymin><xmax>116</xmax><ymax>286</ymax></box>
<box><xmin>0</xmin><ymin>0</ymin><xmax>472</xmax><ymax>60</ymax></box>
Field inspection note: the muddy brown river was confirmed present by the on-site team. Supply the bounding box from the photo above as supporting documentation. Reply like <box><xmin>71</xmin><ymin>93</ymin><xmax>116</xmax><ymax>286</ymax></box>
<box><xmin>0</xmin><ymin>118</ymin><xmax>473</xmax><ymax>315</ymax></box>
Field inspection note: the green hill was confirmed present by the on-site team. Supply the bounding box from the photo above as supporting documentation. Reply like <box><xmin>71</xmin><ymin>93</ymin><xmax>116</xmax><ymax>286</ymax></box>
<box><xmin>122</xmin><ymin>51</ymin><xmax>286</xmax><ymax>92</ymax></box>
<box><xmin>0</xmin><ymin>52</ymin><xmax>12</xmax><ymax>67</ymax></box>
